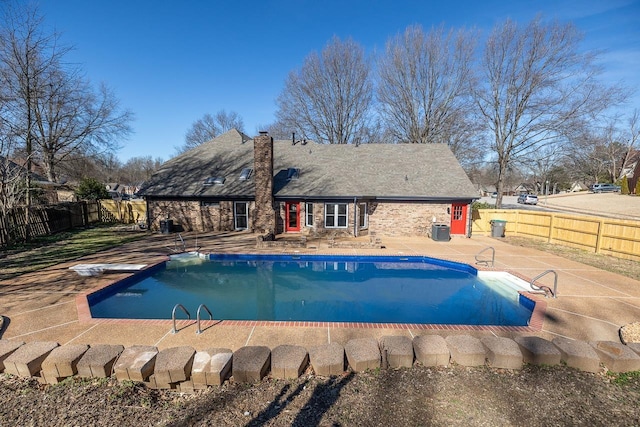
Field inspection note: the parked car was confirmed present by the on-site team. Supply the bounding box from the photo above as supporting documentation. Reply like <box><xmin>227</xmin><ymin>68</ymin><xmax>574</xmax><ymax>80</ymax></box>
<box><xmin>517</xmin><ymin>194</ymin><xmax>538</xmax><ymax>205</ymax></box>
<box><xmin>590</xmin><ymin>183</ymin><xmax>621</xmax><ymax>193</ymax></box>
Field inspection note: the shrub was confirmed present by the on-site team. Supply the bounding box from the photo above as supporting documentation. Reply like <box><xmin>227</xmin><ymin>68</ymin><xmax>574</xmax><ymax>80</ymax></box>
<box><xmin>75</xmin><ymin>178</ymin><xmax>110</xmax><ymax>200</ymax></box>
<box><xmin>472</xmin><ymin>201</ymin><xmax>495</xmax><ymax>211</ymax></box>
<box><xmin>620</xmin><ymin>176</ymin><xmax>630</xmax><ymax>195</ymax></box>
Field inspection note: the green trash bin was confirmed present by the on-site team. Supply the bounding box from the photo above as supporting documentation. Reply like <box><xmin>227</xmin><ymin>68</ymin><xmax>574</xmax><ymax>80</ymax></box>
<box><xmin>490</xmin><ymin>219</ymin><xmax>506</xmax><ymax>238</ymax></box>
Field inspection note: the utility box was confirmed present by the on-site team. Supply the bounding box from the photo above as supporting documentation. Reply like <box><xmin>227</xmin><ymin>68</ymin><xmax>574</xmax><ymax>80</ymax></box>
<box><xmin>490</xmin><ymin>220</ymin><xmax>507</xmax><ymax>238</ymax></box>
<box><xmin>431</xmin><ymin>224</ymin><xmax>450</xmax><ymax>241</ymax></box>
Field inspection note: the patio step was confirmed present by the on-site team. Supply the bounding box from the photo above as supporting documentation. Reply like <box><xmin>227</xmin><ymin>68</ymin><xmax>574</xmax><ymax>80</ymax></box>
<box><xmin>0</xmin><ymin>340</ymin><xmax>25</xmax><ymax>373</ymax></box>
<box><xmin>481</xmin><ymin>337</ymin><xmax>523</xmax><ymax>370</ymax></box>
<box><xmin>445</xmin><ymin>335</ymin><xmax>486</xmax><ymax>367</ymax></box>
<box><xmin>191</xmin><ymin>348</ymin><xmax>233</xmax><ymax>387</ymax></box>
<box><xmin>552</xmin><ymin>337</ymin><xmax>600</xmax><ymax>373</ymax></box>
<box><xmin>345</xmin><ymin>338</ymin><xmax>380</xmax><ymax>372</ymax></box>
<box><xmin>232</xmin><ymin>346</ymin><xmax>271</xmax><ymax>383</ymax></box>
<box><xmin>76</xmin><ymin>344</ymin><xmax>125</xmax><ymax>378</ymax></box>
<box><xmin>153</xmin><ymin>346</ymin><xmax>196</xmax><ymax>388</ymax></box>
<box><xmin>590</xmin><ymin>341</ymin><xmax>640</xmax><ymax>373</ymax></box>
<box><xmin>514</xmin><ymin>336</ymin><xmax>561</xmax><ymax>366</ymax></box>
<box><xmin>413</xmin><ymin>335</ymin><xmax>450</xmax><ymax>367</ymax></box>
<box><xmin>271</xmin><ymin>345</ymin><xmax>309</xmax><ymax>379</ymax></box>
<box><xmin>308</xmin><ymin>342</ymin><xmax>345</xmax><ymax>376</ymax></box>
<box><xmin>380</xmin><ymin>336</ymin><xmax>414</xmax><ymax>368</ymax></box>
<box><xmin>113</xmin><ymin>345</ymin><xmax>158</xmax><ymax>382</ymax></box>
<box><xmin>627</xmin><ymin>342</ymin><xmax>640</xmax><ymax>356</ymax></box>
<box><xmin>3</xmin><ymin>341</ymin><xmax>59</xmax><ymax>377</ymax></box>
<box><xmin>40</xmin><ymin>344</ymin><xmax>89</xmax><ymax>384</ymax></box>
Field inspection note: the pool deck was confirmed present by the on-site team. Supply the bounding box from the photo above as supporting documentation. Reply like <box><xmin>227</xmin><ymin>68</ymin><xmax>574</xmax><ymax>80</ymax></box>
<box><xmin>1</xmin><ymin>231</ymin><xmax>639</xmax><ymax>351</ymax></box>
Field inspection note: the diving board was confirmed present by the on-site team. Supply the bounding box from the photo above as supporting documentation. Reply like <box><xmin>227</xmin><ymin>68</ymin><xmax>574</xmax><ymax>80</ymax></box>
<box><xmin>69</xmin><ymin>263</ymin><xmax>147</xmax><ymax>277</ymax></box>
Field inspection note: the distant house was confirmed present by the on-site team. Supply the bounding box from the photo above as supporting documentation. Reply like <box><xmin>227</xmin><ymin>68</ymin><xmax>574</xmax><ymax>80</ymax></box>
<box><xmin>620</xmin><ymin>150</ymin><xmax>640</xmax><ymax>193</ymax></box>
<box><xmin>0</xmin><ymin>155</ymin><xmax>62</xmax><ymax>204</ymax></box>
<box><xmin>138</xmin><ymin>129</ymin><xmax>479</xmax><ymax>237</ymax></box>
<box><xmin>569</xmin><ymin>182</ymin><xmax>589</xmax><ymax>192</ymax></box>
<box><xmin>514</xmin><ymin>183</ymin><xmax>539</xmax><ymax>195</ymax></box>
<box><xmin>477</xmin><ymin>184</ymin><xmax>496</xmax><ymax>197</ymax></box>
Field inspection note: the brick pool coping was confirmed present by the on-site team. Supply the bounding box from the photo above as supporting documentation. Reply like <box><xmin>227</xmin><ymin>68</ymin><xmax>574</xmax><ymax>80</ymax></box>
<box><xmin>74</xmin><ymin>253</ymin><xmax>548</xmax><ymax>334</ymax></box>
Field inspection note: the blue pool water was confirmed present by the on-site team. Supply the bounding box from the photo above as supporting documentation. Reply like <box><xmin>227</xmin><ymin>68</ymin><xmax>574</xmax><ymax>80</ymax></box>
<box><xmin>88</xmin><ymin>255</ymin><xmax>533</xmax><ymax>326</ymax></box>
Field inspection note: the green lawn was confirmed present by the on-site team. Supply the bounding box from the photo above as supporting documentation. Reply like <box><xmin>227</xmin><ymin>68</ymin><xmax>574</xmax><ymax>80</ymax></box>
<box><xmin>0</xmin><ymin>224</ymin><xmax>148</xmax><ymax>280</ymax></box>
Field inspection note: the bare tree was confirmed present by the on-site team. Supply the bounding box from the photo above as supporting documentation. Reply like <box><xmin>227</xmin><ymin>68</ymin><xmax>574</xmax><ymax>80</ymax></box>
<box><xmin>276</xmin><ymin>36</ymin><xmax>373</xmax><ymax>144</ymax></box>
<box><xmin>0</xmin><ymin>2</ymin><xmax>132</xmax><ymax>184</ymax></box>
<box><xmin>472</xmin><ymin>17</ymin><xmax>625</xmax><ymax>207</ymax></box>
<box><xmin>176</xmin><ymin>110</ymin><xmax>244</xmax><ymax>154</ymax></box>
<box><xmin>34</xmin><ymin>77</ymin><xmax>132</xmax><ymax>182</ymax></box>
<box><xmin>0</xmin><ymin>2</ymin><xmax>64</xmax><ymax>240</ymax></box>
<box><xmin>377</xmin><ymin>25</ymin><xmax>478</xmax><ymax>150</ymax></box>
<box><xmin>518</xmin><ymin>142</ymin><xmax>563</xmax><ymax>192</ymax></box>
<box><xmin>620</xmin><ymin>109</ymin><xmax>640</xmax><ymax>177</ymax></box>
<box><xmin>119</xmin><ymin>155</ymin><xmax>163</xmax><ymax>185</ymax></box>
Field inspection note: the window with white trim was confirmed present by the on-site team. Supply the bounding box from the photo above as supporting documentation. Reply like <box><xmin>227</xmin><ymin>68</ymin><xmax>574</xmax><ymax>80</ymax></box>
<box><xmin>305</xmin><ymin>203</ymin><xmax>314</xmax><ymax>226</ymax></box>
<box><xmin>325</xmin><ymin>203</ymin><xmax>348</xmax><ymax>228</ymax></box>
<box><xmin>358</xmin><ymin>202</ymin><xmax>368</xmax><ymax>229</ymax></box>
<box><xmin>234</xmin><ymin>202</ymin><xmax>248</xmax><ymax>230</ymax></box>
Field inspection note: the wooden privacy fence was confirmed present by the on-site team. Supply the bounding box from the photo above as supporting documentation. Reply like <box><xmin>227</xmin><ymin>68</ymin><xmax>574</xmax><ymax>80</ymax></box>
<box><xmin>473</xmin><ymin>209</ymin><xmax>640</xmax><ymax>262</ymax></box>
<box><xmin>98</xmin><ymin>200</ymin><xmax>147</xmax><ymax>225</ymax></box>
<box><xmin>0</xmin><ymin>199</ymin><xmax>147</xmax><ymax>247</ymax></box>
<box><xmin>0</xmin><ymin>201</ymin><xmax>98</xmax><ymax>247</ymax></box>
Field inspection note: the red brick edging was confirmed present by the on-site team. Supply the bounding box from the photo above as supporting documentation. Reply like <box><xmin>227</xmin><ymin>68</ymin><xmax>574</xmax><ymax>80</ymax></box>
<box><xmin>75</xmin><ymin>257</ymin><xmax>548</xmax><ymax>334</ymax></box>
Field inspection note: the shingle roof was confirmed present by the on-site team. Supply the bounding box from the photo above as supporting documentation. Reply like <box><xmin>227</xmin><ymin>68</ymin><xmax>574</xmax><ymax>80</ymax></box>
<box><xmin>139</xmin><ymin>129</ymin><xmax>478</xmax><ymax>201</ymax></box>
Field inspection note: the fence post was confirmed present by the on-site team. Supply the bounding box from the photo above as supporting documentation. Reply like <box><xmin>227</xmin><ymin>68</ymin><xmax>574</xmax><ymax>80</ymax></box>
<box><xmin>82</xmin><ymin>201</ymin><xmax>89</xmax><ymax>227</ymax></box>
<box><xmin>548</xmin><ymin>213</ymin><xmax>555</xmax><ymax>243</ymax></box>
<box><xmin>595</xmin><ymin>219</ymin><xmax>605</xmax><ymax>254</ymax></box>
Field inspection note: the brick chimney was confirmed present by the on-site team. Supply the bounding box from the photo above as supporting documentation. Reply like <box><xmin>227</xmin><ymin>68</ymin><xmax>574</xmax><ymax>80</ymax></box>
<box><xmin>253</xmin><ymin>131</ymin><xmax>276</xmax><ymax>234</ymax></box>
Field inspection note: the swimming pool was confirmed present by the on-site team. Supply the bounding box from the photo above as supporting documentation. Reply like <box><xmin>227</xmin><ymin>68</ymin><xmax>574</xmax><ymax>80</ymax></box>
<box><xmin>87</xmin><ymin>254</ymin><xmax>534</xmax><ymax>326</ymax></box>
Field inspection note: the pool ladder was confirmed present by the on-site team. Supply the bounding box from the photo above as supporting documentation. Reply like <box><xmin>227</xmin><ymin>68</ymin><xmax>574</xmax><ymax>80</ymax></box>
<box><xmin>530</xmin><ymin>270</ymin><xmax>558</xmax><ymax>298</ymax></box>
<box><xmin>175</xmin><ymin>233</ymin><xmax>186</xmax><ymax>252</ymax></box>
<box><xmin>171</xmin><ymin>303</ymin><xmax>213</xmax><ymax>334</ymax></box>
<box><xmin>475</xmin><ymin>246</ymin><xmax>495</xmax><ymax>267</ymax></box>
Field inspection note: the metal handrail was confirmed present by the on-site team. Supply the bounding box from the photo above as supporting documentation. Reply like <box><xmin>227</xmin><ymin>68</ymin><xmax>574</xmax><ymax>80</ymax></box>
<box><xmin>530</xmin><ymin>270</ymin><xmax>558</xmax><ymax>298</ymax></box>
<box><xmin>171</xmin><ymin>303</ymin><xmax>191</xmax><ymax>333</ymax></box>
<box><xmin>196</xmin><ymin>304</ymin><xmax>213</xmax><ymax>335</ymax></box>
<box><xmin>475</xmin><ymin>246</ymin><xmax>495</xmax><ymax>267</ymax></box>
<box><xmin>175</xmin><ymin>233</ymin><xmax>186</xmax><ymax>253</ymax></box>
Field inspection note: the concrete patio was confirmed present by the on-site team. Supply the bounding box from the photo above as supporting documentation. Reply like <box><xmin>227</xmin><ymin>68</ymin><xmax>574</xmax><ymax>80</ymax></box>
<box><xmin>1</xmin><ymin>231</ymin><xmax>639</xmax><ymax>352</ymax></box>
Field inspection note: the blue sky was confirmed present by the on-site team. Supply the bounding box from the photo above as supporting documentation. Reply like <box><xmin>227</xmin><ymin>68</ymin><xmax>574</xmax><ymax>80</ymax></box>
<box><xmin>37</xmin><ymin>0</ymin><xmax>640</xmax><ymax>162</ymax></box>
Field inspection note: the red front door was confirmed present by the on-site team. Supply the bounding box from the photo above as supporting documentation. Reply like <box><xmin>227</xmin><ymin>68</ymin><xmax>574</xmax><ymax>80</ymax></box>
<box><xmin>450</xmin><ymin>203</ymin><xmax>467</xmax><ymax>235</ymax></box>
<box><xmin>285</xmin><ymin>202</ymin><xmax>300</xmax><ymax>232</ymax></box>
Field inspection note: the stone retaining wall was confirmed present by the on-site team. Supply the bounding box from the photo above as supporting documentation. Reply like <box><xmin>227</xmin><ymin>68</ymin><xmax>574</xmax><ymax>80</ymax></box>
<box><xmin>2</xmin><ymin>335</ymin><xmax>638</xmax><ymax>392</ymax></box>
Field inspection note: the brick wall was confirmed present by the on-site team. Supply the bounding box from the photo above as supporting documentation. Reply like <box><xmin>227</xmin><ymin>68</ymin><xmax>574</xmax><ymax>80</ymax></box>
<box><xmin>147</xmin><ymin>200</ymin><xmax>250</xmax><ymax>232</ymax></box>
<box><xmin>367</xmin><ymin>202</ymin><xmax>451</xmax><ymax>236</ymax></box>
<box><xmin>253</xmin><ymin>133</ymin><xmax>276</xmax><ymax>234</ymax></box>
<box><xmin>149</xmin><ymin>198</ymin><xmax>462</xmax><ymax>236</ymax></box>
<box><xmin>284</xmin><ymin>201</ymin><xmax>451</xmax><ymax>237</ymax></box>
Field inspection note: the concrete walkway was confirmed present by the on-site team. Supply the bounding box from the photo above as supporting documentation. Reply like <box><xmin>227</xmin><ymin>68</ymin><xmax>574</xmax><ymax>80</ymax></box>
<box><xmin>1</xmin><ymin>231</ymin><xmax>639</xmax><ymax>351</ymax></box>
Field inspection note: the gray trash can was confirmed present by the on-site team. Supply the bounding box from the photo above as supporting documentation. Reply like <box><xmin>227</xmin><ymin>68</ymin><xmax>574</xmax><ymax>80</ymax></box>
<box><xmin>432</xmin><ymin>224</ymin><xmax>450</xmax><ymax>241</ymax></box>
<box><xmin>490</xmin><ymin>219</ymin><xmax>506</xmax><ymax>238</ymax></box>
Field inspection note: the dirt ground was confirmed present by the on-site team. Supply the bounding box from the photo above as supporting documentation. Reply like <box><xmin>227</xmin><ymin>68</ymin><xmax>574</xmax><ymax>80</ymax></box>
<box><xmin>1</xmin><ymin>364</ymin><xmax>639</xmax><ymax>426</ymax></box>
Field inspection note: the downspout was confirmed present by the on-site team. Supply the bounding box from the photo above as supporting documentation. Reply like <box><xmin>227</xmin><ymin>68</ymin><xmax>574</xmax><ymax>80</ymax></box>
<box><xmin>353</xmin><ymin>197</ymin><xmax>358</xmax><ymax>237</ymax></box>
<box><xmin>467</xmin><ymin>203</ymin><xmax>472</xmax><ymax>238</ymax></box>
<box><xmin>145</xmin><ymin>198</ymin><xmax>150</xmax><ymax>230</ymax></box>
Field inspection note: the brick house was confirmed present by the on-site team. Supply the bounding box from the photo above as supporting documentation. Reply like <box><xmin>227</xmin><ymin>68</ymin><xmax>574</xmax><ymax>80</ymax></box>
<box><xmin>138</xmin><ymin>129</ymin><xmax>479</xmax><ymax>237</ymax></box>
